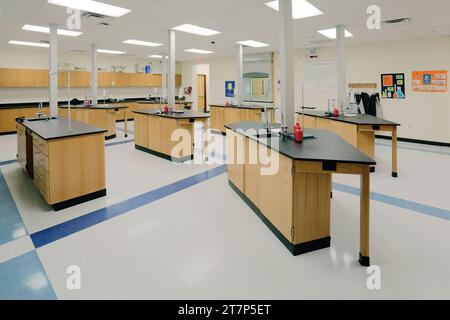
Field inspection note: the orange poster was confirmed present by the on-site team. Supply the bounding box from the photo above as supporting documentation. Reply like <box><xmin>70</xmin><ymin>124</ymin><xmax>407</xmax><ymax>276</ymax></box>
<box><xmin>412</xmin><ymin>70</ymin><xmax>447</xmax><ymax>92</ymax></box>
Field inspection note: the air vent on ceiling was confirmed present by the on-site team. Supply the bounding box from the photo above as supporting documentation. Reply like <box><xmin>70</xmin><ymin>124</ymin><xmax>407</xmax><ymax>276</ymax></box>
<box><xmin>382</xmin><ymin>17</ymin><xmax>412</xmax><ymax>26</ymax></box>
<box><xmin>81</xmin><ymin>11</ymin><xmax>111</xmax><ymax>26</ymax></box>
<box><xmin>70</xmin><ymin>49</ymin><xmax>88</xmax><ymax>54</ymax></box>
<box><xmin>309</xmin><ymin>39</ymin><xmax>333</xmax><ymax>45</ymax></box>
<box><xmin>40</xmin><ymin>40</ymin><xmax>50</xmax><ymax>44</ymax></box>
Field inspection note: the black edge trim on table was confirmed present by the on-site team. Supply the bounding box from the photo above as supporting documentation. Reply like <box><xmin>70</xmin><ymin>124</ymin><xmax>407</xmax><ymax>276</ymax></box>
<box><xmin>229</xmin><ymin>180</ymin><xmax>331</xmax><ymax>256</ymax></box>
<box><xmin>105</xmin><ymin>134</ymin><xmax>117</xmax><ymax>141</ymax></box>
<box><xmin>52</xmin><ymin>189</ymin><xmax>107</xmax><ymax>212</ymax></box>
<box><xmin>211</xmin><ymin>129</ymin><xmax>226</xmax><ymax>136</ymax></box>
<box><xmin>376</xmin><ymin>134</ymin><xmax>450</xmax><ymax>147</ymax></box>
<box><xmin>116</xmin><ymin>119</ymin><xmax>135</xmax><ymax>123</ymax></box>
<box><xmin>0</xmin><ymin>131</ymin><xmax>16</xmax><ymax>136</ymax></box>
<box><xmin>135</xmin><ymin>145</ymin><xmax>193</xmax><ymax>163</ymax></box>
<box><xmin>359</xmin><ymin>252</ymin><xmax>371</xmax><ymax>267</ymax></box>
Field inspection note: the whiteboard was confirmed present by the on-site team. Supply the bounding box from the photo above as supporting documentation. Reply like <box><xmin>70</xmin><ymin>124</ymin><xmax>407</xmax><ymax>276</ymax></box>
<box><xmin>304</xmin><ymin>61</ymin><xmax>337</xmax><ymax>93</ymax></box>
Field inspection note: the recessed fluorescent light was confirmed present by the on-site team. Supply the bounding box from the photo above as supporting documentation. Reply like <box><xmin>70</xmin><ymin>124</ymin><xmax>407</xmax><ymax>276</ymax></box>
<box><xmin>22</xmin><ymin>24</ymin><xmax>82</xmax><ymax>37</ymax></box>
<box><xmin>148</xmin><ymin>55</ymin><xmax>168</xmax><ymax>59</ymax></box>
<box><xmin>123</xmin><ymin>39</ymin><xmax>162</xmax><ymax>47</ymax></box>
<box><xmin>237</xmin><ymin>40</ymin><xmax>270</xmax><ymax>48</ymax></box>
<box><xmin>8</xmin><ymin>40</ymin><xmax>50</xmax><ymax>48</ymax></box>
<box><xmin>172</xmin><ymin>24</ymin><xmax>221</xmax><ymax>36</ymax></box>
<box><xmin>184</xmin><ymin>49</ymin><xmax>214</xmax><ymax>55</ymax></box>
<box><xmin>265</xmin><ymin>0</ymin><xmax>323</xmax><ymax>19</ymax></box>
<box><xmin>47</xmin><ymin>0</ymin><xmax>130</xmax><ymax>18</ymax></box>
<box><xmin>317</xmin><ymin>28</ymin><xmax>354</xmax><ymax>39</ymax></box>
<box><xmin>97</xmin><ymin>49</ymin><xmax>126</xmax><ymax>55</ymax></box>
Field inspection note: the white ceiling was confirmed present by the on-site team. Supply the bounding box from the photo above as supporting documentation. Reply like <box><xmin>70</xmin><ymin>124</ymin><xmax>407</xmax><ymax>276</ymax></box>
<box><xmin>0</xmin><ymin>0</ymin><xmax>449</xmax><ymax>61</ymax></box>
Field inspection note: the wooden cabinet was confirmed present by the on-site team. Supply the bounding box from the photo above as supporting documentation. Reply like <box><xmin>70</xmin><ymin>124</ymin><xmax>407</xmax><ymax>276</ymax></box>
<box><xmin>33</xmin><ymin>70</ymin><xmax>49</xmax><ymax>87</ymax></box>
<box><xmin>99</xmin><ymin>72</ymin><xmax>114</xmax><ymax>87</ymax></box>
<box><xmin>134</xmin><ymin>114</ymin><xmax>148</xmax><ymax>147</ymax></box>
<box><xmin>17</xmin><ymin>123</ymin><xmax>27</xmax><ymax>169</ymax></box>
<box><xmin>147</xmin><ymin>116</ymin><xmax>162</xmax><ymax>151</ymax></box>
<box><xmin>0</xmin><ymin>109</ymin><xmax>20</xmax><ymax>132</ymax></box>
<box><xmin>0</xmin><ymin>68</ymin><xmax>18</xmax><ymax>87</ymax></box>
<box><xmin>210</xmin><ymin>107</ymin><xmax>225</xmax><ymax>132</ymax></box>
<box><xmin>17</xmin><ymin>69</ymin><xmax>35</xmax><ymax>87</ymax></box>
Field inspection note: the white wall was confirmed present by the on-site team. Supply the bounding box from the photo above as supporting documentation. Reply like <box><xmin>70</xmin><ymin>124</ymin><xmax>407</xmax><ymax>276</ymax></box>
<box><xmin>0</xmin><ymin>47</ymin><xmax>182</xmax><ymax>103</ymax></box>
<box><xmin>186</xmin><ymin>37</ymin><xmax>450</xmax><ymax>143</ymax></box>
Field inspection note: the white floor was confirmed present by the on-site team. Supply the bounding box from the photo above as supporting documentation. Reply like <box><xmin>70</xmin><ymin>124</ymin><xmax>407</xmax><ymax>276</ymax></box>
<box><xmin>0</xmin><ymin>123</ymin><xmax>449</xmax><ymax>300</ymax></box>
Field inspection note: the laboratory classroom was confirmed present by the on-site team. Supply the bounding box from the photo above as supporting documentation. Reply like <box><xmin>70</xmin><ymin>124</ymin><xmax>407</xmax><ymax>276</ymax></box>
<box><xmin>0</xmin><ymin>0</ymin><xmax>449</xmax><ymax>302</ymax></box>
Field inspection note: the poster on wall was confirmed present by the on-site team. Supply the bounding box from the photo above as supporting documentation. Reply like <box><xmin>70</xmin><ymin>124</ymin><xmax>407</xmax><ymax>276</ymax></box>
<box><xmin>412</xmin><ymin>70</ymin><xmax>447</xmax><ymax>92</ymax></box>
<box><xmin>225</xmin><ymin>81</ymin><xmax>235</xmax><ymax>97</ymax></box>
<box><xmin>381</xmin><ymin>73</ymin><xmax>405</xmax><ymax>99</ymax></box>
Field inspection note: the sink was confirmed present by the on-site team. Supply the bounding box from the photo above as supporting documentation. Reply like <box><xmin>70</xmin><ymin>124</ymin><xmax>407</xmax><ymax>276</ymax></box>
<box><xmin>26</xmin><ymin>117</ymin><xmax>58</xmax><ymax>122</ymax></box>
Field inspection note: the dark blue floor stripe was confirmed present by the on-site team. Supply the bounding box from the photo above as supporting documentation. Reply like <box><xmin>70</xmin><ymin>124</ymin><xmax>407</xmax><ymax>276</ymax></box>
<box><xmin>30</xmin><ymin>165</ymin><xmax>228</xmax><ymax>248</ymax></box>
<box><xmin>376</xmin><ymin>142</ymin><xmax>450</xmax><ymax>156</ymax></box>
<box><xmin>0</xmin><ymin>159</ymin><xmax>18</xmax><ymax>167</ymax></box>
<box><xmin>333</xmin><ymin>182</ymin><xmax>450</xmax><ymax>222</ymax></box>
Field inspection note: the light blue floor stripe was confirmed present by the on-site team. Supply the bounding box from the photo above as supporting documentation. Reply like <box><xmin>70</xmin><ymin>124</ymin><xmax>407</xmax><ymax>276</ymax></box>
<box><xmin>376</xmin><ymin>142</ymin><xmax>450</xmax><ymax>156</ymax></box>
<box><xmin>333</xmin><ymin>182</ymin><xmax>450</xmax><ymax>222</ymax></box>
<box><xmin>0</xmin><ymin>251</ymin><xmax>57</xmax><ymax>300</ymax></box>
<box><xmin>30</xmin><ymin>165</ymin><xmax>228</xmax><ymax>248</ymax></box>
<box><xmin>0</xmin><ymin>169</ymin><xmax>27</xmax><ymax>246</ymax></box>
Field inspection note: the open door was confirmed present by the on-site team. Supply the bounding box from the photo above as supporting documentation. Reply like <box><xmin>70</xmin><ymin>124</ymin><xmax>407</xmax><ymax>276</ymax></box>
<box><xmin>197</xmin><ymin>74</ymin><xmax>207</xmax><ymax>112</ymax></box>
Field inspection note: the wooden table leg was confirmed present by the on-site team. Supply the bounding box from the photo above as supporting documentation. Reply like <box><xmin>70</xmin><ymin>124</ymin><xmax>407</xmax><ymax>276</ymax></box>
<box><xmin>392</xmin><ymin>126</ymin><xmax>398</xmax><ymax>178</ymax></box>
<box><xmin>359</xmin><ymin>166</ymin><xmax>371</xmax><ymax>267</ymax></box>
<box><xmin>124</xmin><ymin>110</ymin><xmax>128</xmax><ymax>138</ymax></box>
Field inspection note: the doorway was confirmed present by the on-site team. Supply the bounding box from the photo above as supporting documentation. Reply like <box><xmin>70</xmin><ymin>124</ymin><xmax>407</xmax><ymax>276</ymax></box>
<box><xmin>197</xmin><ymin>74</ymin><xmax>207</xmax><ymax>112</ymax></box>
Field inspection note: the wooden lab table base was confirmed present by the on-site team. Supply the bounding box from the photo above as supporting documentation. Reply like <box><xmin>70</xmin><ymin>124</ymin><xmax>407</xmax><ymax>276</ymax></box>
<box><xmin>226</xmin><ymin>129</ymin><xmax>373</xmax><ymax>267</ymax></box>
<box><xmin>134</xmin><ymin>110</ymin><xmax>210</xmax><ymax>163</ymax></box>
<box><xmin>300</xmin><ymin>114</ymin><xmax>399</xmax><ymax>178</ymax></box>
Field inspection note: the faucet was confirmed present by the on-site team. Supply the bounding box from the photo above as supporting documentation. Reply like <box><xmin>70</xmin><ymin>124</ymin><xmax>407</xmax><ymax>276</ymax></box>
<box><xmin>272</xmin><ymin>106</ymin><xmax>288</xmax><ymax>136</ymax></box>
<box><xmin>36</xmin><ymin>102</ymin><xmax>46</xmax><ymax>119</ymax></box>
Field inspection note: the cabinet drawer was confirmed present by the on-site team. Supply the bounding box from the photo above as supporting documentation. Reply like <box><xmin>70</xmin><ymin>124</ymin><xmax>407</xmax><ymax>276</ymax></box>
<box><xmin>34</xmin><ymin>174</ymin><xmax>49</xmax><ymax>202</ymax></box>
<box><xmin>33</xmin><ymin>134</ymin><xmax>48</xmax><ymax>156</ymax></box>
<box><xmin>34</xmin><ymin>162</ymin><xmax>49</xmax><ymax>187</ymax></box>
<box><xmin>33</xmin><ymin>150</ymin><xmax>49</xmax><ymax>171</ymax></box>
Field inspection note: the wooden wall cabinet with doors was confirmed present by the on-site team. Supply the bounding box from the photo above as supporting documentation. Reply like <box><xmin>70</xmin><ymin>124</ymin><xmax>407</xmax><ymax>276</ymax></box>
<box><xmin>197</xmin><ymin>74</ymin><xmax>207</xmax><ymax>112</ymax></box>
<box><xmin>0</xmin><ymin>107</ymin><xmax>50</xmax><ymax>134</ymax></box>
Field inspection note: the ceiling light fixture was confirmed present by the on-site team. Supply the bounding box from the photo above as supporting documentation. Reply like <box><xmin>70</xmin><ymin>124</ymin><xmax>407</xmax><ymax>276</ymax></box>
<box><xmin>148</xmin><ymin>55</ymin><xmax>168</xmax><ymax>59</ymax></box>
<box><xmin>22</xmin><ymin>24</ymin><xmax>82</xmax><ymax>37</ymax></box>
<box><xmin>8</xmin><ymin>40</ymin><xmax>50</xmax><ymax>48</ymax></box>
<box><xmin>172</xmin><ymin>24</ymin><xmax>221</xmax><ymax>36</ymax></box>
<box><xmin>47</xmin><ymin>0</ymin><xmax>130</xmax><ymax>18</ymax></box>
<box><xmin>184</xmin><ymin>49</ymin><xmax>214</xmax><ymax>54</ymax></box>
<box><xmin>237</xmin><ymin>40</ymin><xmax>270</xmax><ymax>48</ymax></box>
<box><xmin>265</xmin><ymin>0</ymin><xmax>323</xmax><ymax>19</ymax></box>
<box><xmin>317</xmin><ymin>28</ymin><xmax>353</xmax><ymax>39</ymax></box>
<box><xmin>123</xmin><ymin>39</ymin><xmax>162</xmax><ymax>47</ymax></box>
<box><xmin>97</xmin><ymin>49</ymin><xmax>126</xmax><ymax>55</ymax></box>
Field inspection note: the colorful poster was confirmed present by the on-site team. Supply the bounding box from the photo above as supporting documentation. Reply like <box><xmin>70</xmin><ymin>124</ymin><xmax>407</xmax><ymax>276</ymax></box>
<box><xmin>381</xmin><ymin>73</ymin><xmax>405</xmax><ymax>99</ymax></box>
<box><xmin>225</xmin><ymin>81</ymin><xmax>235</xmax><ymax>97</ymax></box>
<box><xmin>412</xmin><ymin>70</ymin><xmax>447</xmax><ymax>92</ymax></box>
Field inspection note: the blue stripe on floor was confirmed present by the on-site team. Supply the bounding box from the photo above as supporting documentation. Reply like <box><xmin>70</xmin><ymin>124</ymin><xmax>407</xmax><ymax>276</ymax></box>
<box><xmin>333</xmin><ymin>182</ymin><xmax>450</xmax><ymax>222</ymax></box>
<box><xmin>0</xmin><ymin>169</ymin><xmax>28</xmax><ymax>246</ymax></box>
<box><xmin>376</xmin><ymin>142</ymin><xmax>450</xmax><ymax>156</ymax></box>
<box><xmin>30</xmin><ymin>165</ymin><xmax>228</xmax><ymax>248</ymax></box>
<box><xmin>0</xmin><ymin>251</ymin><xmax>57</xmax><ymax>300</ymax></box>
<box><xmin>0</xmin><ymin>159</ymin><xmax>18</xmax><ymax>166</ymax></box>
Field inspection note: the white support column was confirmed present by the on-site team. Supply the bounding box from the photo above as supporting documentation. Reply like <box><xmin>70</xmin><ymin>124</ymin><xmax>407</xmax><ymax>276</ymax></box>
<box><xmin>91</xmin><ymin>44</ymin><xmax>98</xmax><ymax>105</ymax></box>
<box><xmin>161</xmin><ymin>52</ymin><xmax>167</xmax><ymax>99</ymax></box>
<box><xmin>49</xmin><ymin>23</ymin><xmax>58</xmax><ymax>117</ymax></box>
<box><xmin>236</xmin><ymin>44</ymin><xmax>244</xmax><ymax>105</ymax></box>
<box><xmin>279</xmin><ymin>0</ymin><xmax>295</xmax><ymax>130</ymax></box>
<box><xmin>168</xmin><ymin>30</ymin><xmax>176</xmax><ymax>107</ymax></box>
<box><xmin>336</xmin><ymin>24</ymin><xmax>347</xmax><ymax>108</ymax></box>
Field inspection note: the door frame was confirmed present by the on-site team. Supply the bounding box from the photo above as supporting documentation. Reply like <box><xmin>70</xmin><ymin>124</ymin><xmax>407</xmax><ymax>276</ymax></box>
<box><xmin>197</xmin><ymin>74</ymin><xmax>207</xmax><ymax>113</ymax></box>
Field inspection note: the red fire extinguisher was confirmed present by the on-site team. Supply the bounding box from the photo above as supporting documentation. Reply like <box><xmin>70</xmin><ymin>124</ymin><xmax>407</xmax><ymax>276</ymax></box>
<box><xmin>294</xmin><ymin>123</ymin><xmax>303</xmax><ymax>143</ymax></box>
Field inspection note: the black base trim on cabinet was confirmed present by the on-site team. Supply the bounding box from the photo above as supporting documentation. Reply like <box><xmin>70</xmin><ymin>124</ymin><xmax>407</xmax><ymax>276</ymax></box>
<box><xmin>229</xmin><ymin>180</ymin><xmax>331</xmax><ymax>256</ymax></box>
<box><xmin>116</xmin><ymin>119</ymin><xmax>135</xmax><ymax>123</ymax></box>
<box><xmin>135</xmin><ymin>145</ymin><xmax>193</xmax><ymax>163</ymax></box>
<box><xmin>370</xmin><ymin>166</ymin><xmax>376</xmax><ymax>173</ymax></box>
<box><xmin>52</xmin><ymin>189</ymin><xmax>107</xmax><ymax>212</ymax></box>
<box><xmin>392</xmin><ymin>172</ymin><xmax>398</xmax><ymax>178</ymax></box>
<box><xmin>376</xmin><ymin>134</ymin><xmax>450</xmax><ymax>147</ymax></box>
<box><xmin>0</xmin><ymin>131</ymin><xmax>16</xmax><ymax>136</ymax></box>
<box><xmin>211</xmin><ymin>129</ymin><xmax>226</xmax><ymax>136</ymax></box>
<box><xmin>359</xmin><ymin>252</ymin><xmax>371</xmax><ymax>267</ymax></box>
<box><xmin>105</xmin><ymin>134</ymin><xmax>117</xmax><ymax>141</ymax></box>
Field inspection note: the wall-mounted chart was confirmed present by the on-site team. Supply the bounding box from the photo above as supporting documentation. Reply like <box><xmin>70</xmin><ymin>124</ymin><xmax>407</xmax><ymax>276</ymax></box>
<box><xmin>381</xmin><ymin>73</ymin><xmax>405</xmax><ymax>99</ymax></box>
<box><xmin>412</xmin><ymin>70</ymin><xmax>447</xmax><ymax>92</ymax></box>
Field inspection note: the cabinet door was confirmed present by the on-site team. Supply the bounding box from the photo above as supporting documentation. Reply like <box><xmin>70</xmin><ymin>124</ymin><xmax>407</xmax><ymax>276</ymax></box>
<box><xmin>176</xmin><ymin>74</ymin><xmax>182</xmax><ymax>87</ymax></box>
<box><xmin>99</xmin><ymin>72</ymin><xmax>113</xmax><ymax>87</ymax></box>
<box><xmin>160</xmin><ymin>117</ymin><xmax>178</xmax><ymax>156</ymax></box>
<box><xmin>147</xmin><ymin>116</ymin><xmax>161</xmax><ymax>151</ymax></box>
<box><xmin>33</xmin><ymin>70</ymin><xmax>49</xmax><ymax>87</ymax></box>
<box><xmin>0</xmin><ymin>109</ymin><xmax>20</xmax><ymax>132</ymax></box>
<box><xmin>17</xmin><ymin>123</ymin><xmax>27</xmax><ymax>169</ymax></box>
<box><xmin>17</xmin><ymin>69</ymin><xmax>34</xmax><ymax>87</ymax></box>
<box><xmin>0</xmin><ymin>68</ymin><xmax>18</xmax><ymax>87</ymax></box>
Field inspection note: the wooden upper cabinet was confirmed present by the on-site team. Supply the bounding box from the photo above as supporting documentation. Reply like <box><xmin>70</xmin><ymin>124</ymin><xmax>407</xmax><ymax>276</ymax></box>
<box><xmin>17</xmin><ymin>69</ymin><xmax>35</xmax><ymax>87</ymax></box>
<box><xmin>0</xmin><ymin>68</ymin><xmax>18</xmax><ymax>87</ymax></box>
<box><xmin>73</xmin><ymin>71</ymin><xmax>90</xmax><ymax>87</ymax></box>
<box><xmin>176</xmin><ymin>74</ymin><xmax>182</xmax><ymax>87</ymax></box>
<box><xmin>33</xmin><ymin>70</ymin><xmax>49</xmax><ymax>87</ymax></box>
<box><xmin>99</xmin><ymin>72</ymin><xmax>114</xmax><ymax>87</ymax></box>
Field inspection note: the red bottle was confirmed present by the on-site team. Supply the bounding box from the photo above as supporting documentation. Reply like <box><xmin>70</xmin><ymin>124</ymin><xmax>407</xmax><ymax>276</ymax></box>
<box><xmin>294</xmin><ymin>123</ymin><xmax>303</xmax><ymax>143</ymax></box>
<box><xmin>164</xmin><ymin>103</ymin><xmax>169</xmax><ymax>114</ymax></box>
